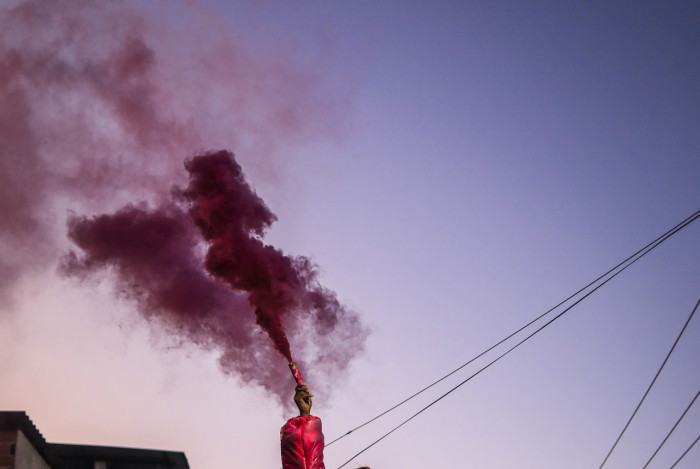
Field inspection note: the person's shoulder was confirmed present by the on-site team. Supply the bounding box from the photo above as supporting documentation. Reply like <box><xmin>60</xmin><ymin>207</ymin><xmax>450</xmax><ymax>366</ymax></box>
<box><xmin>282</xmin><ymin>415</ymin><xmax>320</xmax><ymax>429</ymax></box>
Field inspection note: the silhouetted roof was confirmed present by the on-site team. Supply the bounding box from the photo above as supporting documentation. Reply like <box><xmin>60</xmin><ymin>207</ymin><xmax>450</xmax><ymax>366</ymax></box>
<box><xmin>0</xmin><ymin>411</ymin><xmax>62</xmax><ymax>468</ymax></box>
<box><xmin>0</xmin><ymin>411</ymin><xmax>189</xmax><ymax>469</ymax></box>
<box><xmin>51</xmin><ymin>443</ymin><xmax>190</xmax><ymax>469</ymax></box>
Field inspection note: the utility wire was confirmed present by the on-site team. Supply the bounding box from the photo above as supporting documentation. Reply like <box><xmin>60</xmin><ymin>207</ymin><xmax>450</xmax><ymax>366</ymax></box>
<box><xmin>327</xmin><ymin>209</ymin><xmax>700</xmax><ymax>449</ymax></box>
<box><xmin>598</xmin><ymin>297</ymin><xmax>699</xmax><ymax>469</ymax></box>
<box><xmin>642</xmin><ymin>389</ymin><xmax>700</xmax><ymax>469</ymax></box>
<box><xmin>337</xmin><ymin>210</ymin><xmax>699</xmax><ymax>469</ymax></box>
<box><xmin>326</xmin><ymin>209</ymin><xmax>700</xmax><ymax>448</ymax></box>
<box><xmin>669</xmin><ymin>433</ymin><xmax>700</xmax><ymax>469</ymax></box>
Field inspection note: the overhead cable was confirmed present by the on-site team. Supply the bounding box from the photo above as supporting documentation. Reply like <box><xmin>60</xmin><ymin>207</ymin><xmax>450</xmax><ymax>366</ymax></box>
<box><xmin>598</xmin><ymin>297</ymin><xmax>699</xmax><ymax>469</ymax></box>
<box><xmin>669</xmin><ymin>433</ymin><xmax>700</xmax><ymax>469</ymax></box>
<box><xmin>642</xmin><ymin>389</ymin><xmax>700</xmax><ymax>469</ymax></box>
<box><xmin>327</xmin><ymin>209</ymin><xmax>700</xmax><ymax>449</ymax></box>
<box><xmin>337</xmin><ymin>210</ymin><xmax>699</xmax><ymax>469</ymax></box>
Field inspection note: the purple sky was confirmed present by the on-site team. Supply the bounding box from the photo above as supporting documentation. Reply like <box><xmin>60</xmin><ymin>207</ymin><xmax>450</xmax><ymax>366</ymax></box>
<box><xmin>1</xmin><ymin>1</ymin><xmax>698</xmax><ymax>468</ymax></box>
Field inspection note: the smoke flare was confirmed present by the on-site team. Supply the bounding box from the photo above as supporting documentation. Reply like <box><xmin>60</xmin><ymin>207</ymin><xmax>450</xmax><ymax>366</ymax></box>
<box><xmin>177</xmin><ymin>151</ymin><xmax>295</xmax><ymax>362</ymax></box>
<box><xmin>64</xmin><ymin>150</ymin><xmax>367</xmax><ymax>404</ymax></box>
<box><xmin>0</xmin><ymin>1</ymin><xmax>364</xmax><ymax>405</ymax></box>
<box><xmin>0</xmin><ymin>0</ymin><xmax>344</xmax><ymax>305</ymax></box>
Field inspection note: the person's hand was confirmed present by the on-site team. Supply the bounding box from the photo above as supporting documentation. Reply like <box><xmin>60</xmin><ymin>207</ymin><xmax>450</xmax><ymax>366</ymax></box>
<box><xmin>293</xmin><ymin>384</ymin><xmax>313</xmax><ymax>417</ymax></box>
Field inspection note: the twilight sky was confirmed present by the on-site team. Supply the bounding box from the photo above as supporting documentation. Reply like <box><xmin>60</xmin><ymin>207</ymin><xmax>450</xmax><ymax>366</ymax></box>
<box><xmin>1</xmin><ymin>1</ymin><xmax>699</xmax><ymax>468</ymax></box>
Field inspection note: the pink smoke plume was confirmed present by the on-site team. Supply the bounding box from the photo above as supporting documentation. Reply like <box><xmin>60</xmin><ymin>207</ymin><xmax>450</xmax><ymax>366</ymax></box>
<box><xmin>178</xmin><ymin>151</ymin><xmax>296</xmax><ymax>361</ymax></box>
<box><xmin>63</xmin><ymin>150</ymin><xmax>367</xmax><ymax>403</ymax></box>
<box><xmin>0</xmin><ymin>0</ymin><xmax>343</xmax><ymax>301</ymax></box>
<box><xmin>0</xmin><ymin>1</ymin><xmax>364</xmax><ymax>403</ymax></box>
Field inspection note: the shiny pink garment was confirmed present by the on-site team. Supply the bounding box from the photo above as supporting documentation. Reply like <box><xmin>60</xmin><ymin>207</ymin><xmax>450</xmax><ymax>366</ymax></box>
<box><xmin>280</xmin><ymin>415</ymin><xmax>325</xmax><ymax>469</ymax></box>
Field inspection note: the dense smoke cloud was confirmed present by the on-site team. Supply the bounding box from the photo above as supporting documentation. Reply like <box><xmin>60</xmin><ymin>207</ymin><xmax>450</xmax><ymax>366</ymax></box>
<box><xmin>63</xmin><ymin>151</ymin><xmax>367</xmax><ymax>402</ymax></box>
<box><xmin>0</xmin><ymin>0</ymin><xmax>365</xmax><ymax>404</ymax></box>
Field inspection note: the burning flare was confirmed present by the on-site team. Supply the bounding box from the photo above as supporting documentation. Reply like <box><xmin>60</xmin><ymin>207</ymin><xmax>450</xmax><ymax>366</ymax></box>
<box><xmin>289</xmin><ymin>362</ymin><xmax>306</xmax><ymax>387</ymax></box>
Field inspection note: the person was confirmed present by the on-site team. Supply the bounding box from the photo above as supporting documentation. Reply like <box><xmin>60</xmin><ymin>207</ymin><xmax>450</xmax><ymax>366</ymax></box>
<box><xmin>280</xmin><ymin>383</ymin><xmax>325</xmax><ymax>469</ymax></box>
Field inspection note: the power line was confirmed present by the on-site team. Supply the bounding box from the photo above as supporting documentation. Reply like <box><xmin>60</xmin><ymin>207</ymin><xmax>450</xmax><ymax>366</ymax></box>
<box><xmin>598</xmin><ymin>297</ymin><xmax>699</xmax><ymax>469</ymax></box>
<box><xmin>669</xmin><ymin>433</ymin><xmax>700</xmax><ymax>469</ymax></box>
<box><xmin>326</xmin><ymin>209</ymin><xmax>700</xmax><ymax>448</ymax></box>
<box><xmin>642</xmin><ymin>389</ymin><xmax>700</xmax><ymax>469</ymax></box>
<box><xmin>336</xmin><ymin>210</ymin><xmax>699</xmax><ymax>469</ymax></box>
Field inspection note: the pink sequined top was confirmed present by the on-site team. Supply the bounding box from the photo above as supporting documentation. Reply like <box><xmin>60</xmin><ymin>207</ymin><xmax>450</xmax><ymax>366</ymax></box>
<box><xmin>280</xmin><ymin>415</ymin><xmax>325</xmax><ymax>469</ymax></box>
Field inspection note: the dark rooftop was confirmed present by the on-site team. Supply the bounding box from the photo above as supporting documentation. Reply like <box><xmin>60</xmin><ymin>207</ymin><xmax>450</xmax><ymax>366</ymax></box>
<box><xmin>0</xmin><ymin>411</ymin><xmax>62</xmax><ymax>468</ymax></box>
<box><xmin>0</xmin><ymin>411</ymin><xmax>189</xmax><ymax>469</ymax></box>
<box><xmin>51</xmin><ymin>443</ymin><xmax>190</xmax><ymax>469</ymax></box>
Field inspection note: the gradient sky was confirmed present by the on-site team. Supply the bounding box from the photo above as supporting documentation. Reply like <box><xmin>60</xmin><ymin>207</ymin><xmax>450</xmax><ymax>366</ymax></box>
<box><xmin>1</xmin><ymin>1</ymin><xmax>699</xmax><ymax>468</ymax></box>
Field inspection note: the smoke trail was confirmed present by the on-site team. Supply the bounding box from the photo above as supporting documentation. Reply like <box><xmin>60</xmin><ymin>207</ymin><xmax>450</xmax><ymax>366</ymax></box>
<box><xmin>0</xmin><ymin>0</ymin><xmax>342</xmax><ymax>303</ymax></box>
<box><xmin>63</xmin><ymin>150</ymin><xmax>367</xmax><ymax>403</ymax></box>
<box><xmin>0</xmin><ymin>1</ymin><xmax>365</xmax><ymax>404</ymax></box>
<box><xmin>177</xmin><ymin>151</ymin><xmax>296</xmax><ymax>361</ymax></box>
